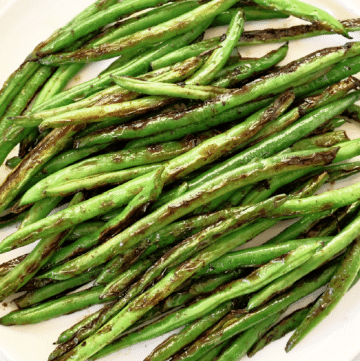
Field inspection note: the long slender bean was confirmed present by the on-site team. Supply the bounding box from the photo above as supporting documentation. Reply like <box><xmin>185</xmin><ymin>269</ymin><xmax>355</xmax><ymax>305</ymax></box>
<box><xmin>248</xmin><ymin>209</ymin><xmax>360</xmax><ymax>310</ymax></box>
<box><xmin>45</xmin><ymin>163</ymin><xmax>162</xmax><ymax>198</ymax></box>
<box><xmin>6</xmin><ymin>138</ymin><xmax>358</xmax><ymax>276</ymax></box>
<box><xmin>87</xmin><ymin>98</ymin><xmax>275</xmax><ymax>150</ymax></box>
<box><xmin>111</xmin><ymin>76</ymin><xmax>229</xmax><ymax>100</ymax></box>
<box><xmin>0</xmin><ymin>193</ymin><xmax>84</xmax><ymax>302</ymax></box>
<box><xmin>286</xmin><ymin>236</ymin><xmax>360</xmax><ymax>351</ymax></box>
<box><xmin>248</xmin><ymin>303</ymin><xmax>314</xmax><ymax>357</ymax></box>
<box><xmin>59</xmin><ymin>241</ymin><xmax>321</xmax><ymax>361</ymax></box>
<box><xmin>152</xmin><ymin>18</ymin><xmax>360</xmax><ymax>71</ymax></box>
<box><xmin>0</xmin><ymin>286</ymin><xmax>115</xmax><ymax>326</ymax></box>
<box><xmin>172</xmin><ymin>262</ymin><xmax>339</xmax><ymax>361</ymax></box>
<box><xmin>0</xmin><ymin>125</ymin><xmax>82</xmax><ymax>214</ymax></box>
<box><xmin>14</xmin><ymin>267</ymin><xmax>102</xmax><ymax>309</ymax></box>
<box><xmin>144</xmin><ymin>302</ymin><xmax>232</xmax><ymax>361</ymax></box>
<box><xmin>0</xmin><ymin>66</ymin><xmax>55</xmax><ymax>165</ymax></box>
<box><xmin>39</xmin><ymin>0</ymin><xmax>240</xmax><ymax>65</ymax></box>
<box><xmin>198</xmin><ymin>238</ymin><xmax>331</xmax><ymax>276</ymax></box>
<box><xmin>25</xmin><ymin>133</ymin><xmax>216</xmax><ymax>202</ymax></box>
<box><xmin>73</xmin><ymin>43</ymin><xmax>360</xmax><ymax>145</ymax></box>
<box><xmin>215</xmin><ymin>312</ymin><xmax>283</xmax><ymax>361</ymax></box>
<box><xmin>36</xmin><ymin>143</ymin><xmax>351</xmax><ymax>282</ymax></box>
<box><xmin>189</xmin><ymin>9</ymin><xmax>244</xmax><ymax>85</ymax></box>
<box><xmin>251</xmin><ymin>0</ymin><xmax>348</xmax><ymax>36</ymax></box>
<box><xmin>100</xmin><ymin>196</ymin><xmax>286</xmax><ymax>300</ymax></box>
<box><xmin>211</xmin><ymin>6</ymin><xmax>288</xmax><ymax>25</ymax></box>
<box><xmin>31</xmin><ymin>24</ymin><xmax>209</xmax><ymax>113</ymax></box>
<box><xmin>88</xmin><ymin>251</ymin><xmax>338</xmax><ymax>361</ymax></box>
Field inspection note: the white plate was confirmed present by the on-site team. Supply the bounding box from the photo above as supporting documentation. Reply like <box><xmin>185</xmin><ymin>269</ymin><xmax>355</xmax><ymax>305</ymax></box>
<box><xmin>1</xmin><ymin>0</ymin><xmax>360</xmax><ymax>360</ymax></box>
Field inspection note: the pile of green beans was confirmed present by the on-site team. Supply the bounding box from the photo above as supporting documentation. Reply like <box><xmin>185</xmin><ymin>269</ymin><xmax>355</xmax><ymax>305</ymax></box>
<box><xmin>1</xmin><ymin>0</ymin><xmax>360</xmax><ymax>361</ymax></box>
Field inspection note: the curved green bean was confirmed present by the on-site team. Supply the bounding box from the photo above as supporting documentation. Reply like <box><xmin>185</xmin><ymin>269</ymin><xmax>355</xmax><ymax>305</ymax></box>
<box><xmin>38</xmin><ymin>0</ymin><xmax>240</xmax><ymax>64</ymax></box>
<box><xmin>286</xmin><ymin>236</ymin><xmax>360</xmax><ymax>351</ymax></box>
<box><xmin>14</xmin><ymin>267</ymin><xmax>102</xmax><ymax>309</ymax></box>
<box><xmin>248</xmin><ymin>209</ymin><xmax>360</xmax><ymax>310</ymax></box>
<box><xmin>251</xmin><ymin>0</ymin><xmax>348</xmax><ymax>37</ymax></box>
<box><xmin>0</xmin><ymin>286</ymin><xmax>114</xmax><ymax>326</ymax></box>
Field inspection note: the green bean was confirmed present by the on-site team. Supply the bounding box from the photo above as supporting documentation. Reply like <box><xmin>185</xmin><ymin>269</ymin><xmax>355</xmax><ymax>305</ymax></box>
<box><xmin>44</xmin><ymin>167</ymin><xmax>164</xmax><ymax>274</ymax></box>
<box><xmin>46</xmin><ymin>163</ymin><xmax>163</xmax><ymax>197</ymax></box>
<box><xmin>0</xmin><ymin>66</ymin><xmax>55</xmax><ymax>165</ymax></box>
<box><xmin>41</xmin><ymin>143</ymin><xmax>109</xmax><ymax>175</ymax></box>
<box><xmin>248</xmin><ymin>208</ymin><xmax>360</xmax><ymax>310</ymax></box>
<box><xmin>198</xmin><ymin>238</ymin><xmax>331</xmax><ymax>276</ymax></box>
<box><xmin>0</xmin><ymin>125</ymin><xmax>82</xmax><ymax>215</ymax></box>
<box><xmin>291</xmin><ymin>130</ymin><xmax>349</xmax><ymax>151</ymax></box>
<box><xmin>94</xmin><ymin>260</ymin><xmax>337</xmax><ymax>361</ymax></box>
<box><xmin>252</xmin><ymin>0</ymin><xmax>348</xmax><ymax>37</ymax></box>
<box><xmin>46</xmin><ymin>222</ymin><xmax>104</xmax><ymax>268</ymax></box>
<box><xmin>151</xmin><ymin>38</ymin><xmax>221</xmax><ymax>70</ymax></box>
<box><xmin>88</xmin><ymin>98</ymin><xmax>275</xmax><ymax>150</ymax></box>
<box><xmin>211</xmin><ymin>6</ymin><xmax>288</xmax><ymax>26</ymax></box>
<box><xmin>173</xmin><ymin>261</ymin><xmax>338</xmax><ymax>361</ymax></box>
<box><xmin>0</xmin><ymin>10</ymin><xmax>108</xmax><ymax>153</ymax></box>
<box><xmin>345</xmin><ymin>104</ymin><xmax>360</xmax><ymax>121</ymax></box>
<box><xmin>111</xmin><ymin>76</ymin><xmax>229</xmax><ymax>100</ymax></box>
<box><xmin>33</xmin><ymin>25</ymin><xmax>209</xmax><ymax>114</ymax></box>
<box><xmin>144</xmin><ymin>302</ymin><xmax>232</xmax><ymax>361</ymax></box>
<box><xmin>60</xmin><ymin>239</ymin><xmax>321</xmax><ymax>361</ymax></box>
<box><xmin>39</xmin><ymin>0</ymin><xmax>240</xmax><ymax>65</ymax></box>
<box><xmin>196</xmin><ymin>340</ymin><xmax>231</xmax><ymax>361</ymax></box>
<box><xmin>17</xmin><ymin>56</ymin><xmax>203</xmax><ymax>131</ymax></box>
<box><xmin>99</xmin><ymin>256</ymin><xmax>160</xmax><ymax>300</ymax></box>
<box><xmin>194</xmin><ymin>146</ymin><xmax>328</xmax><ymax>216</ymax></box>
<box><xmin>189</xmin><ymin>9</ymin><xmax>245</xmax><ymax>85</ymax></box>
<box><xmin>35</xmin><ymin>64</ymin><xmax>84</xmax><ymax>106</ymax></box>
<box><xmin>20</xmin><ymin>94</ymin><xmax>282</xmax><ymax>219</ymax></box>
<box><xmin>286</xmin><ymin>236</ymin><xmax>360</xmax><ymax>351</ymax></box>
<box><xmin>0</xmin><ymin>193</ymin><xmax>84</xmax><ymax>302</ymax></box>
<box><xmin>186</xmin><ymin>90</ymin><xmax>360</xmax><ymax>193</ymax></box>
<box><xmin>74</xmin><ymin>43</ymin><xmax>360</xmax><ymax>144</ymax></box>
<box><xmin>49</xmin><ymin>194</ymin><xmax>287</xmax><ymax>358</ymax></box>
<box><xmin>66</xmin><ymin>222</ymin><xmax>104</xmax><ymax>242</ymax></box>
<box><xmin>36</xmin><ymin>0</ymin><xmax>184</xmax><ymax>56</ymax></box>
<box><xmin>38</xmin><ymin>144</ymin><xmax>343</xmax><ymax>280</ymax></box>
<box><xmin>267</xmin><ymin>213</ymin><xmax>331</xmax><ymax>245</ymax></box>
<box><xmin>12</xmin><ymin>140</ymin><xmax>358</xmax><ymax>278</ymax></box>
<box><xmin>240</xmin><ymin>167</ymin><xmax>324</xmax><ymax>208</ymax></box>
<box><xmin>92</xmin><ymin>1</ymin><xmax>201</xmax><ymax>46</ymax></box>
<box><xmin>305</xmin><ymin>201</ymin><xmax>360</xmax><ymax>238</ymax></box>
<box><xmin>248</xmin><ymin>303</ymin><xmax>314</xmax><ymax>357</ymax></box>
<box><xmin>27</xmin><ymin>134</ymin><xmax>216</xmax><ymax>202</ymax></box>
<box><xmin>0</xmin><ymin>286</ymin><xmax>115</xmax><ymax>326</ymax></box>
<box><xmin>100</xmin><ymin>196</ymin><xmax>285</xmax><ymax>300</ymax></box>
<box><xmin>215</xmin><ymin>312</ymin><xmax>283</xmax><ymax>361</ymax></box>
<box><xmin>56</xmin><ymin>306</ymin><xmax>110</xmax><ymax>344</ymax></box>
<box><xmin>35</xmin><ymin>20</ymin><xmax>238</xmax><ymax>130</ymax></box>
<box><xmin>314</xmin><ymin>116</ymin><xmax>348</xmax><ymax>134</ymax></box>
<box><xmin>34</xmin><ymin>1</ymin><xmax>196</xmax><ymax>106</ymax></box>
<box><xmin>213</xmin><ymin>43</ymin><xmax>289</xmax><ymax>88</ymax></box>
<box><xmin>95</xmin><ymin>198</ymin><xmax>274</xmax><ymax>285</ymax></box>
<box><xmin>20</xmin><ymin>196</ymin><xmax>63</xmax><ymax>230</ymax></box>
<box><xmin>14</xmin><ymin>267</ymin><xmax>102</xmax><ymax>309</ymax></box>
<box><xmin>0</xmin><ymin>63</ymin><xmax>40</xmax><ymax>120</ymax></box>
<box><xmin>190</xmin><ymin>271</ymin><xmax>244</xmax><ymax>294</ymax></box>
<box><xmin>152</xmin><ymin>19</ymin><xmax>360</xmax><ymax>72</ymax></box>
<box><xmin>294</xmin><ymin>54</ymin><xmax>360</xmax><ymax>98</ymax></box>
